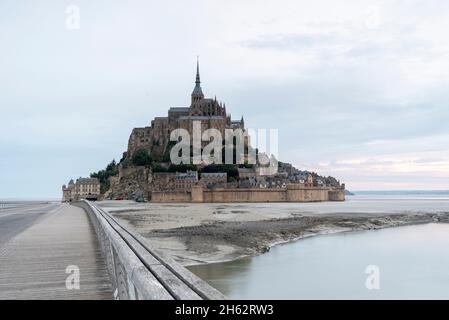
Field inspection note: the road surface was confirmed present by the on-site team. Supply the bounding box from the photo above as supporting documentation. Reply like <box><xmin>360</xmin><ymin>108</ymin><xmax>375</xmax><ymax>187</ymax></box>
<box><xmin>0</xmin><ymin>203</ymin><xmax>60</xmax><ymax>247</ymax></box>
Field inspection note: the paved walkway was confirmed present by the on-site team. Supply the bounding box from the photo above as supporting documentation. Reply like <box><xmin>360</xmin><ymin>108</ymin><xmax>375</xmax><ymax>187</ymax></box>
<box><xmin>0</xmin><ymin>204</ymin><xmax>113</xmax><ymax>299</ymax></box>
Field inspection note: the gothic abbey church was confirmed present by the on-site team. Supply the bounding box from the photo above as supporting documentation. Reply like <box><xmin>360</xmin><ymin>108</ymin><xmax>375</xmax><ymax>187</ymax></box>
<box><xmin>126</xmin><ymin>61</ymin><xmax>245</xmax><ymax>159</ymax></box>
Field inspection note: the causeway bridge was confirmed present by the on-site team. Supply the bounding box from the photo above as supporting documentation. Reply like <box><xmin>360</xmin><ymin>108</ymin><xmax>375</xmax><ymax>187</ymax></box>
<box><xmin>0</xmin><ymin>200</ymin><xmax>224</xmax><ymax>300</ymax></box>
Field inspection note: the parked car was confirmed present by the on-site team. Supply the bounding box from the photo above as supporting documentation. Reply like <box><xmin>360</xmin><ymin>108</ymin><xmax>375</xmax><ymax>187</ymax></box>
<box><xmin>135</xmin><ymin>196</ymin><xmax>146</xmax><ymax>203</ymax></box>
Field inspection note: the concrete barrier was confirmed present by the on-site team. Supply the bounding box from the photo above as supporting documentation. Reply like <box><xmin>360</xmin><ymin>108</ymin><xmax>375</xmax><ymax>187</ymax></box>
<box><xmin>74</xmin><ymin>200</ymin><xmax>226</xmax><ymax>300</ymax></box>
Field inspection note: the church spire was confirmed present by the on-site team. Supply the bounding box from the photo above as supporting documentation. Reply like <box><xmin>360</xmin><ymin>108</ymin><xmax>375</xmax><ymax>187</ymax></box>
<box><xmin>196</xmin><ymin>57</ymin><xmax>201</xmax><ymax>85</ymax></box>
<box><xmin>191</xmin><ymin>57</ymin><xmax>204</xmax><ymax>104</ymax></box>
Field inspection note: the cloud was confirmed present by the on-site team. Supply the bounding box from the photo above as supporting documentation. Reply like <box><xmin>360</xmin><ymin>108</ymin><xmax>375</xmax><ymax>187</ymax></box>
<box><xmin>1</xmin><ymin>0</ymin><xmax>449</xmax><ymax>197</ymax></box>
<box><xmin>241</xmin><ymin>32</ymin><xmax>341</xmax><ymax>50</ymax></box>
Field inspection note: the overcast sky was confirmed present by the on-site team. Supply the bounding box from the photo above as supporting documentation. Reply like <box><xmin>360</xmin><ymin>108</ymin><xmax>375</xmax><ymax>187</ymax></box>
<box><xmin>1</xmin><ymin>0</ymin><xmax>449</xmax><ymax>199</ymax></box>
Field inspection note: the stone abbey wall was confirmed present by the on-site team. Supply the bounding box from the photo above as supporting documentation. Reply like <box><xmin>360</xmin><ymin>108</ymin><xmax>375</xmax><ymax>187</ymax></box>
<box><xmin>151</xmin><ymin>186</ymin><xmax>345</xmax><ymax>203</ymax></box>
<box><xmin>202</xmin><ymin>188</ymin><xmax>287</xmax><ymax>202</ymax></box>
<box><xmin>328</xmin><ymin>190</ymin><xmax>346</xmax><ymax>201</ymax></box>
<box><xmin>151</xmin><ymin>191</ymin><xmax>192</xmax><ymax>203</ymax></box>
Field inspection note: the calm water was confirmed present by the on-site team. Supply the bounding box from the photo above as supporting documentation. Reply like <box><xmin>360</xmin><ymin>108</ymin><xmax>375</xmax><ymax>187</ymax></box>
<box><xmin>188</xmin><ymin>223</ymin><xmax>449</xmax><ymax>300</ymax></box>
<box><xmin>0</xmin><ymin>201</ymin><xmax>51</xmax><ymax>210</ymax></box>
<box><xmin>276</xmin><ymin>194</ymin><xmax>449</xmax><ymax>215</ymax></box>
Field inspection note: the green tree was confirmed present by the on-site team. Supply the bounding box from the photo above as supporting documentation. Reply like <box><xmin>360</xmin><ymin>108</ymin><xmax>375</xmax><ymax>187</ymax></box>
<box><xmin>162</xmin><ymin>141</ymin><xmax>177</xmax><ymax>163</ymax></box>
<box><xmin>119</xmin><ymin>152</ymin><xmax>127</xmax><ymax>164</ymax></box>
<box><xmin>132</xmin><ymin>148</ymin><xmax>152</xmax><ymax>166</ymax></box>
<box><xmin>90</xmin><ymin>159</ymin><xmax>119</xmax><ymax>194</ymax></box>
<box><xmin>151</xmin><ymin>164</ymin><xmax>168</xmax><ymax>172</ymax></box>
<box><xmin>239</xmin><ymin>160</ymin><xmax>254</xmax><ymax>169</ymax></box>
<box><xmin>168</xmin><ymin>163</ymin><xmax>197</xmax><ymax>173</ymax></box>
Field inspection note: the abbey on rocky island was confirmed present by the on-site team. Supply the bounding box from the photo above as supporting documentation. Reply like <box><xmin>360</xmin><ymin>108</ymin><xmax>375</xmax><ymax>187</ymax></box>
<box><xmin>81</xmin><ymin>61</ymin><xmax>345</xmax><ymax>203</ymax></box>
<box><xmin>126</xmin><ymin>60</ymin><xmax>245</xmax><ymax>159</ymax></box>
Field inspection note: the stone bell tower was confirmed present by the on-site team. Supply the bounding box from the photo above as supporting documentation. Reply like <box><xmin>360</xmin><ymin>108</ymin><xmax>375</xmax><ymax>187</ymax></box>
<box><xmin>191</xmin><ymin>58</ymin><xmax>204</xmax><ymax>107</ymax></box>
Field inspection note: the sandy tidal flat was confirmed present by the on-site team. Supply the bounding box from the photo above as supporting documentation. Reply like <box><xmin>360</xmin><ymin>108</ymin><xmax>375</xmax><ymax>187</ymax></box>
<box><xmin>97</xmin><ymin>200</ymin><xmax>449</xmax><ymax>266</ymax></box>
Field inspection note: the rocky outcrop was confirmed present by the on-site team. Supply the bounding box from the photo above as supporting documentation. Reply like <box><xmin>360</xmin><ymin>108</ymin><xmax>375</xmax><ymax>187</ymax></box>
<box><xmin>106</xmin><ymin>166</ymin><xmax>152</xmax><ymax>200</ymax></box>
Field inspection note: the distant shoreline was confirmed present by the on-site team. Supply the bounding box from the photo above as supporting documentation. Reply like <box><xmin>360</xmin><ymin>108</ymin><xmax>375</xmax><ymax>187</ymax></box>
<box><xmin>0</xmin><ymin>199</ymin><xmax>60</xmax><ymax>203</ymax></box>
<box><xmin>351</xmin><ymin>190</ymin><xmax>449</xmax><ymax>196</ymax></box>
<box><xmin>3</xmin><ymin>190</ymin><xmax>448</xmax><ymax>202</ymax></box>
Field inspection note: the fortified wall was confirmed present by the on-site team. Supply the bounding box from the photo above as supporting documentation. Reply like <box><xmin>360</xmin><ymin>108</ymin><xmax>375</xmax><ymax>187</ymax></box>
<box><xmin>151</xmin><ymin>185</ymin><xmax>345</xmax><ymax>203</ymax></box>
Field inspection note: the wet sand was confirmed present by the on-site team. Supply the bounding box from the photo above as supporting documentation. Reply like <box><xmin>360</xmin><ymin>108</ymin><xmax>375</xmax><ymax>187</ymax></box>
<box><xmin>97</xmin><ymin>200</ymin><xmax>449</xmax><ymax>266</ymax></box>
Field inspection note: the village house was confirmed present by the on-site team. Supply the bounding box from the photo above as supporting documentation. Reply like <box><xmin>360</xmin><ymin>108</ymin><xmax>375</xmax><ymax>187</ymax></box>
<box><xmin>200</xmin><ymin>172</ymin><xmax>227</xmax><ymax>188</ymax></box>
<box><xmin>62</xmin><ymin>177</ymin><xmax>101</xmax><ymax>202</ymax></box>
<box><xmin>174</xmin><ymin>171</ymin><xmax>198</xmax><ymax>191</ymax></box>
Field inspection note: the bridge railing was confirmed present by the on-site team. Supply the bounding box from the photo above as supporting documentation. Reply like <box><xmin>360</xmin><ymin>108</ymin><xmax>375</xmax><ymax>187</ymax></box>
<box><xmin>74</xmin><ymin>200</ymin><xmax>226</xmax><ymax>300</ymax></box>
